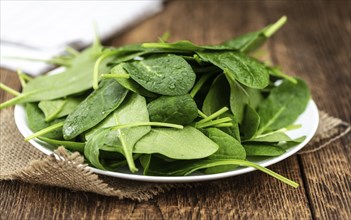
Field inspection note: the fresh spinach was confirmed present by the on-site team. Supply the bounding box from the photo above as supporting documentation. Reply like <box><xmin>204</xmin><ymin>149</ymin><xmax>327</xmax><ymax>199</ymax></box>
<box><xmin>63</xmin><ymin>79</ymin><xmax>128</xmax><ymax>140</ymax></box>
<box><xmin>197</xmin><ymin>51</ymin><xmax>270</xmax><ymax>89</ymax></box>
<box><xmin>204</xmin><ymin>128</ymin><xmax>246</xmax><ymax>174</ymax></box>
<box><xmin>123</xmin><ymin>54</ymin><xmax>196</xmax><ymax>95</ymax></box>
<box><xmin>257</xmin><ymin>78</ymin><xmax>310</xmax><ymax>134</ymax></box>
<box><xmin>134</xmin><ymin>126</ymin><xmax>219</xmax><ymax>160</ymax></box>
<box><xmin>147</xmin><ymin>94</ymin><xmax>198</xmax><ymax>125</ymax></box>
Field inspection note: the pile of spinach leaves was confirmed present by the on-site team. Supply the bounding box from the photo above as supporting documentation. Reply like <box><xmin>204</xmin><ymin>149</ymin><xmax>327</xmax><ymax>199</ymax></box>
<box><xmin>0</xmin><ymin>16</ymin><xmax>310</xmax><ymax>188</ymax></box>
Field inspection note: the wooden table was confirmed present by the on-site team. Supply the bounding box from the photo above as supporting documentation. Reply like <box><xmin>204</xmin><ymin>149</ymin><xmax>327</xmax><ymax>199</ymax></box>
<box><xmin>1</xmin><ymin>1</ymin><xmax>350</xmax><ymax>219</ymax></box>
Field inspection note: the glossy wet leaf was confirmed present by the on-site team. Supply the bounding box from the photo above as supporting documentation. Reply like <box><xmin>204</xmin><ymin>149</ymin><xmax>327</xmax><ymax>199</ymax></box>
<box><xmin>123</xmin><ymin>54</ymin><xmax>196</xmax><ymax>95</ymax></box>
<box><xmin>110</xmin><ymin>64</ymin><xmax>156</xmax><ymax>98</ymax></box>
<box><xmin>63</xmin><ymin>79</ymin><xmax>128</xmax><ymax>140</ymax></box>
<box><xmin>197</xmin><ymin>51</ymin><xmax>270</xmax><ymax>89</ymax></box>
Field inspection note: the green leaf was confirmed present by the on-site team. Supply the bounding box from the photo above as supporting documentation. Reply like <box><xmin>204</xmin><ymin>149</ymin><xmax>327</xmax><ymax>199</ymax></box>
<box><xmin>251</xmin><ymin>132</ymin><xmax>296</xmax><ymax>143</ymax></box>
<box><xmin>147</xmin><ymin>94</ymin><xmax>198</xmax><ymax>125</ymax></box>
<box><xmin>84</xmin><ymin>94</ymin><xmax>151</xmax><ymax>172</ymax></box>
<box><xmin>257</xmin><ymin>78</ymin><xmax>310</xmax><ymax>134</ymax></box>
<box><xmin>123</xmin><ymin>54</ymin><xmax>196</xmax><ymax>95</ymax></box>
<box><xmin>20</xmin><ymin>44</ymin><xmax>109</xmax><ymax>103</ymax></box>
<box><xmin>218</xmin><ymin>112</ymin><xmax>241</xmax><ymax>142</ymax></box>
<box><xmin>223</xmin><ymin>16</ymin><xmax>287</xmax><ymax>53</ymax></box>
<box><xmin>25</xmin><ymin>103</ymin><xmax>64</xmax><ymax>140</ymax></box>
<box><xmin>204</xmin><ymin>128</ymin><xmax>246</xmax><ymax>174</ymax></box>
<box><xmin>226</xmin><ymin>76</ymin><xmax>249</xmax><ymax>124</ymax></box>
<box><xmin>241</xmin><ymin>105</ymin><xmax>260</xmax><ymax>140</ymax></box>
<box><xmin>38</xmin><ymin>97</ymin><xmax>82</xmax><ymax>122</ymax></box>
<box><xmin>134</xmin><ymin>126</ymin><xmax>219</xmax><ymax>160</ymax></box>
<box><xmin>38</xmin><ymin>137</ymin><xmax>85</xmax><ymax>153</ymax></box>
<box><xmin>243</xmin><ymin>143</ymin><xmax>286</xmax><ymax>157</ymax></box>
<box><xmin>110</xmin><ymin>64</ymin><xmax>156</xmax><ymax>98</ymax></box>
<box><xmin>63</xmin><ymin>79</ymin><xmax>128</xmax><ymax>140</ymax></box>
<box><xmin>197</xmin><ymin>51</ymin><xmax>270</xmax><ymax>89</ymax></box>
<box><xmin>202</xmin><ymin>74</ymin><xmax>230</xmax><ymax>116</ymax></box>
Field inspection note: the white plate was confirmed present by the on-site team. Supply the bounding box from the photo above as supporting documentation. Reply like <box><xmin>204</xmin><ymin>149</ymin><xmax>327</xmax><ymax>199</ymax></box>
<box><xmin>14</xmin><ymin>100</ymin><xmax>319</xmax><ymax>182</ymax></box>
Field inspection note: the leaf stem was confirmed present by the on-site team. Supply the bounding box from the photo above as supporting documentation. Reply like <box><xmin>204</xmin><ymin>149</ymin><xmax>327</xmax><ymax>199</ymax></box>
<box><xmin>196</xmin><ymin>117</ymin><xmax>232</xmax><ymax>128</ymax></box>
<box><xmin>93</xmin><ymin>50</ymin><xmax>120</xmax><ymax>90</ymax></box>
<box><xmin>25</xmin><ymin>122</ymin><xmax>64</xmax><ymax>141</ymax></box>
<box><xmin>0</xmin><ymin>83</ymin><xmax>20</xmax><ymax>96</ymax></box>
<box><xmin>16</xmin><ymin>69</ymin><xmax>26</xmax><ymax>87</ymax></box>
<box><xmin>213</xmin><ymin>123</ymin><xmax>234</xmax><ymax>128</ymax></box>
<box><xmin>65</xmin><ymin>47</ymin><xmax>80</xmax><ymax>56</ymax></box>
<box><xmin>264</xmin><ymin>16</ymin><xmax>287</xmax><ymax>37</ymax></box>
<box><xmin>197</xmin><ymin>107</ymin><xmax>229</xmax><ymax>124</ymax></box>
<box><xmin>101</xmin><ymin>73</ymin><xmax>130</xmax><ymax>79</ymax></box>
<box><xmin>197</xmin><ymin>109</ymin><xmax>208</xmax><ymax>119</ymax></box>
<box><xmin>190</xmin><ymin>72</ymin><xmax>215</xmax><ymax>98</ymax></box>
<box><xmin>111</xmin><ymin>122</ymin><xmax>183</xmax><ymax>130</ymax></box>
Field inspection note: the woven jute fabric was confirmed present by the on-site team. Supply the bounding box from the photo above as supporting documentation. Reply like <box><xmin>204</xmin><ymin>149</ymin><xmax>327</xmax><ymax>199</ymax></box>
<box><xmin>0</xmin><ymin>108</ymin><xmax>349</xmax><ymax>201</ymax></box>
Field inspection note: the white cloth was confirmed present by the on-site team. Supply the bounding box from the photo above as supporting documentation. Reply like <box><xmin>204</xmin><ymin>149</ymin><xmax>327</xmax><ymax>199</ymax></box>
<box><xmin>0</xmin><ymin>1</ymin><xmax>163</xmax><ymax>75</ymax></box>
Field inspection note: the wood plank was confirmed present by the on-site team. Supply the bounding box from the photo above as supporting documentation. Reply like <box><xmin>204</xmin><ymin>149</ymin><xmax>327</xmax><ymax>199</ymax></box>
<box><xmin>263</xmin><ymin>1</ymin><xmax>351</xmax><ymax>219</ymax></box>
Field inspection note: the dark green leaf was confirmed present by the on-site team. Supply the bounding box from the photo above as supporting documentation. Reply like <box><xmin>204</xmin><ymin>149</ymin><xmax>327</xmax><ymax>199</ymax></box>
<box><xmin>241</xmin><ymin>105</ymin><xmax>260</xmax><ymax>140</ymax></box>
<box><xmin>25</xmin><ymin>103</ymin><xmax>64</xmax><ymax>139</ymax></box>
<box><xmin>123</xmin><ymin>54</ymin><xmax>196</xmax><ymax>95</ymax></box>
<box><xmin>63</xmin><ymin>79</ymin><xmax>128</xmax><ymax>140</ymax></box>
<box><xmin>147</xmin><ymin>94</ymin><xmax>198</xmax><ymax>125</ymax></box>
<box><xmin>204</xmin><ymin>128</ymin><xmax>246</xmax><ymax>174</ymax></box>
<box><xmin>257</xmin><ymin>78</ymin><xmax>310</xmax><ymax>134</ymax></box>
<box><xmin>197</xmin><ymin>51</ymin><xmax>270</xmax><ymax>89</ymax></box>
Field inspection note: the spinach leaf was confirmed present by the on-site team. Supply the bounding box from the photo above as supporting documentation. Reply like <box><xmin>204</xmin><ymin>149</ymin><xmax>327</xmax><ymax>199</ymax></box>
<box><xmin>204</xmin><ymin>128</ymin><xmax>246</xmax><ymax>174</ymax></box>
<box><xmin>223</xmin><ymin>16</ymin><xmax>287</xmax><ymax>53</ymax></box>
<box><xmin>38</xmin><ymin>137</ymin><xmax>85</xmax><ymax>153</ymax></box>
<box><xmin>84</xmin><ymin>128</ymin><xmax>118</xmax><ymax>169</ymax></box>
<box><xmin>140</xmin><ymin>156</ymin><xmax>298</xmax><ymax>188</ymax></box>
<box><xmin>123</xmin><ymin>54</ymin><xmax>196</xmax><ymax>95</ymax></box>
<box><xmin>251</xmin><ymin>132</ymin><xmax>298</xmax><ymax>143</ymax></box>
<box><xmin>134</xmin><ymin>126</ymin><xmax>219</xmax><ymax>160</ymax></box>
<box><xmin>109</xmin><ymin>93</ymin><xmax>151</xmax><ymax>172</ymax></box>
<box><xmin>25</xmin><ymin>103</ymin><xmax>64</xmax><ymax>139</ymax></box>
<box><xmin>245</xmin><ymin>87</ymin><xmax>263</xmax><ymax>110</ymax></box>
<box><xmin>63</xmin><ymin>79</ymin><xmax>128</xmax><ymax>140</ymax></box>
<box><xmin>202</xmin><ymin>74</ymin><xmax>230</xmax><ymax>116</ymax></box>
<box><xmin>243</xmin><ymin>143</ymin><xmax>286</xmax><ymax>157</ymax></box>
<box><xmin>84</xmin><ymin>93</ymin><xmax>150</xmax><ymax>172</ymax></box>
<box><xmin>218</xmin><ymin>112</ymin><xmax>241</xmax><ymax>142</ymax></box>
<box><xmin>147</xmin><ymin>94</ymin><xmax>198</xmax><ymax>125</ymax></box>
<box><xmin>38</xmin><ymin>97</ymin><xmax>82</xmax><ymax>122</ymax></box>
<box><xmin>241</xmin><ymin>105</ymin><xmax>260</xmax><ymax>140</ymax></box>
<box><xmin>197</xmin><ymin>51</ymin><xmax>270</xmax><ymax>89</ymax></box>
<box><xmin>257</xmin><ymin>78</ymin><xmax>310</xmax><ymax>134</ymax></box>
<box><xmin>110</xmin><ymin>64</ymin><xmax>156</xmax><ymax>98</ymax></box>
<box><xmin>21</xmin><ymin>43</ymin><xmax>109</xmax><ymax>103</ymax></box>
<box><xmin>226</xmin><ymin>76</ymin><xmax>249</xmax><ymax>124</ymax></box>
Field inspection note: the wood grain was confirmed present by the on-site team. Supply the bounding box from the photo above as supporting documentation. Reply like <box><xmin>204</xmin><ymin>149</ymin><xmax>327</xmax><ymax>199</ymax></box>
<box><xmin>0</xmin><ymin>0</ymin><xmax>350</xmax><ymax>219</ymax></box>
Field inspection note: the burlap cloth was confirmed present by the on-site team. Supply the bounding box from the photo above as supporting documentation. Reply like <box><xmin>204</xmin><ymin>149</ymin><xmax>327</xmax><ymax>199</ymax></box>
<box><xmin>0</xmin><ymin>108</ymin><xmax>350</xmax><ymax>201</ymax></box>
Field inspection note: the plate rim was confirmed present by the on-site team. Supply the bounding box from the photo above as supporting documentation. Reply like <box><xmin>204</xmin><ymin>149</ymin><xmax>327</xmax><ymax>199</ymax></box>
<box><xmin>14</xmin><ymin>100</ymin><xmax>319</xmax><ymax>183</ymax></box>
